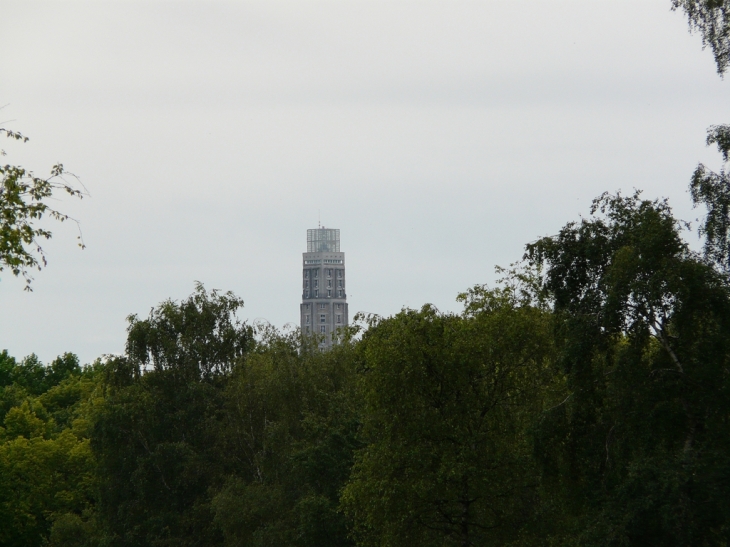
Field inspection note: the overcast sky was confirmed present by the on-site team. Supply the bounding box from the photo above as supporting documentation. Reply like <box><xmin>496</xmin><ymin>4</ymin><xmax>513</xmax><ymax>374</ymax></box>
<box><xmin>1</xmin><ymin>0</ymin><xmax>728</xmax><ymax>364</ymax></box>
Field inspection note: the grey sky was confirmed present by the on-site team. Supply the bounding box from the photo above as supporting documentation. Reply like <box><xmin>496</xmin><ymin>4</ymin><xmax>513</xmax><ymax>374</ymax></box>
<box><xmin>1</xmin><ymin>1</ymin><xmax>728</xmax><ymax>364</ymax></box>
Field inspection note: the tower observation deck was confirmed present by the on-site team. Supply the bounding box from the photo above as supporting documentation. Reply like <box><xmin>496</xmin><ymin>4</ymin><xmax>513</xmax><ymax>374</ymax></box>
<box><xmin>300</xmin><ymin>228</ymin><xmax>348</xmax><ymax>348</ymax></box>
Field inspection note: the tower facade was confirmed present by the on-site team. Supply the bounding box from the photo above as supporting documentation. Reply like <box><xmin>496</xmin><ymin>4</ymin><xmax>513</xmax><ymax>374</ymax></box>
<box><xmin>300</xmin><ymin>227</ymin><xmax>348</xmax><ymax>348</ymax></box>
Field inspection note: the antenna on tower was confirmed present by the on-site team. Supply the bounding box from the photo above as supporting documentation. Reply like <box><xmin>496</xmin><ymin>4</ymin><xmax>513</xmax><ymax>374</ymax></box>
<box><xmin>318</xmin><ymin>210</ymin><xmax>321</xmax><ymax>229</ymax></box>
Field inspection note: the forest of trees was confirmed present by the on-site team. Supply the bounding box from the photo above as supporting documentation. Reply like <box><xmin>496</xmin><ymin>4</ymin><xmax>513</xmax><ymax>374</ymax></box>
<box><xmin>3</xmin><ymin>1</ymin><xmax>730</xmax><ymax>546</ymax></box>
<box><xmin>2</xmin><ymin>181</ymin><xmax>730</xmax><ymax>546</ymax></box>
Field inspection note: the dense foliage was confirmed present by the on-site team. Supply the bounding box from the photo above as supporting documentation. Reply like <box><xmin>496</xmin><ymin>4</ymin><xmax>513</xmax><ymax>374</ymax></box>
<box><xmin>3</xmin><ymin>186</ymin><xmax>730</xmax><ymax>546</ymax></box>
<box><xmin>0</xmin><ymin>351</ymin><xmax>102</xmax><ymax>547</ymax></box>
<box><xmin>526</xmin><ymin>192</ymin><xmax>730</xmax><ymax>545</ymax></box>
<box><xmin>341</xmin><ymin>294</ymin><xmax>557</xmax><ymax>547</ymax></box>
<box><xmin>4</xmin><ymin>2</ymin><xmax>730</xmax><ymax>545</ymax></box>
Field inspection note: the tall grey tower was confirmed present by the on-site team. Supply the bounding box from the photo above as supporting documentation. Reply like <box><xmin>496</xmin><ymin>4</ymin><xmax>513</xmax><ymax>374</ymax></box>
<box><xmin>300</xmin><ymin>227</ymin><xmax>348</xmax><ymax>348</ymax></box>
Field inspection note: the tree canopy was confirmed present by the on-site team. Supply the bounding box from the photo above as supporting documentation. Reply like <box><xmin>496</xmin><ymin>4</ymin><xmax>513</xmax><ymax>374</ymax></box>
<box><xmin>2</xmin><ymin>182</ymin><xmax>730</xmax><ymax>545</ymax></box>
<box><xmin>4</xmin><ymin>2</ymin><xmax>730</xmax><ymax>544</ymax></box>
<box><xmin>526</xmin><ymin>192</ymin><xmax>730</xmax><ymax>545</ymax></box>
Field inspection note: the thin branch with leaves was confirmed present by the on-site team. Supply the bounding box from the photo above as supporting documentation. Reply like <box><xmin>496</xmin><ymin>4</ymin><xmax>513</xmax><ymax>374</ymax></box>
<box><xmin>1</xmin><ymin>127</ymin><xmax>87</xmax><ymax>290</ymax></box>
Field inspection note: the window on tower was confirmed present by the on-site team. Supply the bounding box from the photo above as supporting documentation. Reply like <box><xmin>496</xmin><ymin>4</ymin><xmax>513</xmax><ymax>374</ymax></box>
<box><xmin>314</xmin><ymin>290</ymin><xmax>318</xmax><ymax>297</ymax></box>
<box><xmin>305</xmin><ymin>315</ymin><xmax>310</xmax><ymax>324</ymax></box>
<box><xmin>327</xmin><ymin>290</ymin><xmax>331</xmax><ymax>297</ymax></box>
<box><xmin>320</xmin><ymin>314</ymin><xmax>326</xmax><ymax>323</ymax></box>
<box><xmin>320</xmin><ymin>325</ymin><xmax>326</xmax><ymax>333</ymax></box>
<box><xmin>336</xmin><ymin>314</ymin><xmax>341</xmax><ymax>323</ymax></box>
<box><xmin>337</xmin><ymin>270</ymin><xmax>343</xmax><ymax>278</ymax></box>
<box><xmin>338</xmin><ymin>290</ymin><xmax>343</xmax><ymax>297</ymax></box>
<box><xmin>327</xmin><ymin>279</ymin><xmax>332</xmax><ymax>288</ymax></box>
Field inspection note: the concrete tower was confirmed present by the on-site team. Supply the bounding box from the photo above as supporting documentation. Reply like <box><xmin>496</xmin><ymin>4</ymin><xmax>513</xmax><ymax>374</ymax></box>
<box><xmin>300</xmin><ymin>227</ymin><xmax>348</xmax><ymax>348</ymax></box>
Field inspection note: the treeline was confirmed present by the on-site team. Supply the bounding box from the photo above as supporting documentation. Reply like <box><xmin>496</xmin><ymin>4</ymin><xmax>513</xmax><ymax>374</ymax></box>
<box><xmin>3</xmin><ymin>3</ymin><xmax>730</xmax><ymax>544</ymax></box>
<box><xmin>2</xmin><ymin>181</ymin><xmax>730</xmax><ymax>546</ymax></box>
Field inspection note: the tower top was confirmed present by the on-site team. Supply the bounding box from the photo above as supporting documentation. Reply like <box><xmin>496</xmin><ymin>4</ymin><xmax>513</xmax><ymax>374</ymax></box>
<box><xmin>307</xmin><ymin>228</ymin><xmax>340</xmax><ymax>253</ymax></box>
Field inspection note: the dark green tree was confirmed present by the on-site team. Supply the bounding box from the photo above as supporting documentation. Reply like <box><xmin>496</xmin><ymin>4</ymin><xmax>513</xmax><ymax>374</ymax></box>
<box><xmin>93</xmin><ymin>283</ymin><xmax>253</xmax><ymax>547</ymax></box>
<box><xmin>0</xmin><ymin>350</ymin><xmax>17</xmax><ymax>387</ymax></box>
<box><xmin>526</xmin><ymin>192</ymin><xmax>730</xmax><ymax>545</ymax></box>
<box><xmin>1</xmin><ymin>353</ymin><xmax>81</xmax><ymax>396</ymax></box>
<box><xmin>95</xmin><ymin>285</ymin><xmax>360</xmax><ymax>547</ymax></box>
<box><xmin>212</xmin><ymin>327</ymin><xmax>360</xmax><ymax>547</ymax></box>
<box><xmin>342</xmin><ymin>289</ymin><xmax>556</xmax><ymax>547</ymax></box>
